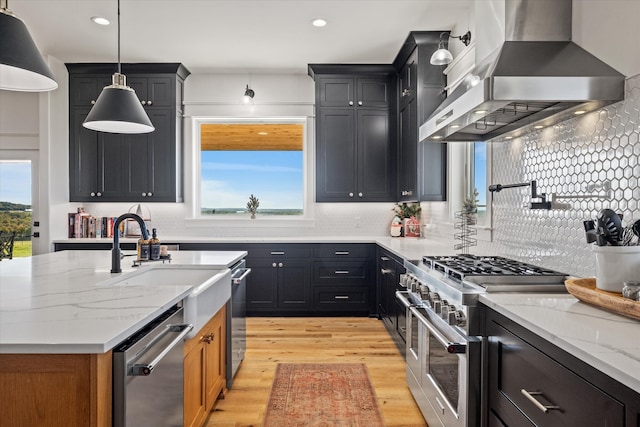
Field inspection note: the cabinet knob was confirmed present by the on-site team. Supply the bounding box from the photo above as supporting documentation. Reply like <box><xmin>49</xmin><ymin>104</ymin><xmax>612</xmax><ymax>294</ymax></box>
<box><xmin>348</xmin><ymin>192</ymin><xmax>354</xmax><ymax>197</ymax></box>
<box><xmin>358</xmin><ymin>192</ymin><xmax>363</xmax><ymax>197</ymax></box>
<box><xmin>147</xmin><ymin>100</ymin><xmax>153</xmax><ymax>106</ymax></box>
<box><xmin>96</xmin><ymin>192</ymin><xmax>102</xmax><ymax>197</ymax></box>
<box><xmin>348</xmin><ymin>101</ymin><xmax>354</xmax><ymax>106</ymax></box>
<box><xmin>90</xmin><ymin>100</ymin><xmax>96</xmax><ymax>105</ymax></box>
<box><xmin>147</xmin><ymin>192</ymin><xmax>152</xmax><ymax>197</ymax></box>
<box><xmin>272</xmin><ymin>262</ymin><xmax>277</xmax><ymax>268</ymax></box>
<box><xmin>141</xmin><ymin>192</ymin><xmax>147</xmax><ymax>197</ymax></box>
<box><xmin>202</xmin><ymin>333</ymin><xmax>215</xmax><ymax>344</ymax></box>
<box><xmin>141</xmin><ymin>100</ymin><xmax>146</xmax><ymax>105</ymax></box>
<box><xmin>358</xmin><ymin>101</ymin><xmax>363</xmax><ymax>106</ymax></box>
<box><xmin>90</xmin><ymin>192</ymin><xmax>96</xmax><ymax>197</ymax></box>
<box><xmin>278</xmin><ymin>262</ymin><xmax>283</xmax><ymax>268</ymax></box>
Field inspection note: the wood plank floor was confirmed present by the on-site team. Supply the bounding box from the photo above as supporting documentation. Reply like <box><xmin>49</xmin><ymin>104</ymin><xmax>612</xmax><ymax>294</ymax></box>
<box><xmin>204</xmin><ymin>317</ymin><xmax>428</xmax><ymax>427</ymax></box>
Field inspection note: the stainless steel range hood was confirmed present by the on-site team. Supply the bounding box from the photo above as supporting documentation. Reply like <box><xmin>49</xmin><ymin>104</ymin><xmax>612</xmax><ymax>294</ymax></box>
<box><xmin>420</xmin><ymin>0</ymin><xmax>625</xmax><ymax>142</ymax></box>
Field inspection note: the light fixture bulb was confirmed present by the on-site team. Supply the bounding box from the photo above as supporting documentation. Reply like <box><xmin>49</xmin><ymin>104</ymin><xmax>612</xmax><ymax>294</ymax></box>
<box><xmin>312</xmin><ymin>18</ymin><xmax>327</xmax><ymax>27</ymax></box>
<box><xmin>573</xmin><ymin>110</ymin><xmax>586</xmax><ymax>115</ymax></box>
<box><xmin>430</xmin><ymin>45</ymin><xmax>453</xmax><ymax>66</ymax></box>
<box><xmin>91</xmin><ymin>16</ymin><xmax>110</xmax><ymax>26</ymax></box>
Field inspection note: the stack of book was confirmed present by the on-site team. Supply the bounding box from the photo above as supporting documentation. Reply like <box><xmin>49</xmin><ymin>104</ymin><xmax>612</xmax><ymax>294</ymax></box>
<box><xmin>67</xmin><ymin>209</ymin><xmax>119</xmax><ymax>238</ymax></box>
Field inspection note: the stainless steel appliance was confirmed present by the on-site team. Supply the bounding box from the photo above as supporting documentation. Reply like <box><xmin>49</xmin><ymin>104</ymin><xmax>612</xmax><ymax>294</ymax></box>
<box><xmin>226</xmin><ymin>259</ymin><xmax>250</xmax><ymax>389</ymax></box>
<box><xmin>397</xmin><ymin>254</ymin><xmax>567</xmax><ymax>427</ymax></box>
<box><xmin>113</xmin><ymin>305</ymin><xmax>193</xmax><ymax>427</ymax></box>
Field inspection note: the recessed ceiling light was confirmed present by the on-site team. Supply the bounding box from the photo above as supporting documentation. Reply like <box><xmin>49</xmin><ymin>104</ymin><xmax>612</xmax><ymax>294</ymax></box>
<box><xmin>312</xmin><ymin>18</ymin><xmax>327</xmax><ymax>27</ymax></box>
<box><xmin>474</xmin><ymin>110</ymin><xmax>486</xmax><ymax>114</ymax></box>
<box><xmin>505</xmin><ymin>136</ymin><xmax>513</xmax><ymax>140</ymax></box>
<box><xmin>91</xmin><ymin>16</ymin><xmax>110</xmax><ymax>26</ymax></box>
<box><xmin>450</xmin><ymin>124</ymin><xmax>460</xmax><ymax>129</ymax></box>
<box><xmin>534</xmin><ymin>125</ymin><xmax>544</xmax><ymax>129</ymax></box>
<box><xmin>573</xmin><ymin>110</ymin><xmax>586</xmax><ymax>115</ymax></box>
<box><xmin>432</xmin><ymin>135</ymin><xmax>443</xmax><ymax>140</ymax></box>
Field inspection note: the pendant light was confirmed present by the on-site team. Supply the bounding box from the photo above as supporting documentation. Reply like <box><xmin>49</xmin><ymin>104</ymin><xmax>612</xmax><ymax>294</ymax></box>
<box><xmin>83</xmin><ymin>0</ymin><xmax>154</xmax><ymax>134</ymax></box>
<box><xmin>0</xmin><ymin>0</ymin><xmax>58</xmax><ymax>92</ymax></box>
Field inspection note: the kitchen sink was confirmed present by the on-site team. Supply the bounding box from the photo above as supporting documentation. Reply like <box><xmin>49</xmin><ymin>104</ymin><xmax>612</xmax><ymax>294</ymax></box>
<box><xmin>99</xmin><ymin>265</ymin><xmax>231</xmax><ymax>337</ymax></box>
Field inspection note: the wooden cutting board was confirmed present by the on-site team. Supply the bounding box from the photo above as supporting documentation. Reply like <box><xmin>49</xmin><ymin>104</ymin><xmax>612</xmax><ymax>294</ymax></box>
<box><xmin>565</xmin><ymin>278</ymin><xmax>640</xmax><ymax>320</ymax></box>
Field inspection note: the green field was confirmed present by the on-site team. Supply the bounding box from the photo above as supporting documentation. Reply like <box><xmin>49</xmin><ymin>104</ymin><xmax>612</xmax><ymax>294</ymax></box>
<box><xmin>11</xmin><ymin>240</ymin><xmax>31</xmax><ymax>258</ymax></box>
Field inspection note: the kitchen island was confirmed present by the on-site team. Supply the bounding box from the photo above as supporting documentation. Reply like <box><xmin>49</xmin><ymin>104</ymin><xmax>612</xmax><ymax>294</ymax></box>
<box><xmin>0</xmin><ymin>250</ymin><xmax>246</xmax><ymax>427</ymax></box>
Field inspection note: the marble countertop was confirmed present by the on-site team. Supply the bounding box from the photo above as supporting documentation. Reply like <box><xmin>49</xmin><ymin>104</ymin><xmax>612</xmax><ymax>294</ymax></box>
<box><xmin>0</xmin><ymin>250</ymin><xmax>246</xmax><ymax>354</ymax></box>
<box><xmin>480</xmin><ymin>293</ymin><xmax>640</xmax><ymax>393</ymax></box>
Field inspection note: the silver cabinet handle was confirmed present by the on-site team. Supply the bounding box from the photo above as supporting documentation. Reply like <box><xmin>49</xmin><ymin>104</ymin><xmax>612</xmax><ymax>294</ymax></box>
<box><xmin>358</xmin><ymin>192</ymin><xmax>363</xmax><ymax>197</ymax></box>
<box><xmin>380</xmin><ymin>268</ymin><xmax>393</xmax><ymax>274</ymax></box>
<box><xmin>232</xmin><ymin>268</ymin><xmax>252</xmax><ymax>284</ymax></box>
<box><xmin>90</xmin><ymin>192</ymin><xmax>96</xmax><ymax>197</ymax></box>
<box><xmin>335</xmin><ymin>251</ymin><xmax>349</xmax><ymax>255</ymax></box>
<box><xmin>334</xmin><ymin>270</ymin><xmax>349</xmax><ymax>274</ymax></box>
<box><xmin>96</xmin><ymin>192</ymin><xmax>102</xmax><ymax>197</ymax></box>
<box><xmin>520</xmin><ymin>389</ymin><xmax>560</xmax><ymax>413</ymax></box>
<box><xmin>141</xmin><ymin>192</ymin><xmax>147</xmax><ymax>197</ymax></box>
<box><xmin>380</xmin><ymin>256</ymin><xmax>389</xmax><ymax>261</ymax></box>
<box><xmin>334</xmin><ymin>295</ymin><xmax>349</xmax><ymax>300</ymax></box>
<box><xmin>141</xmin><ymin>100</ymin><xmax>147</xmax><ymax>105</ymax></box>
<box><xmin>272</xmin><ymin>262</ymin><xmax>277</xmax><ymax>267</ymax></box>
<box><xmin>402</xmin><ymin>190</ymin><xmax>413</xmax><ymax>196</ymax></box>
<box><xmin>358</xmin><ymin>101</ymin><xmax>363</xmax><ymax>106</ymax></box>
<box><xmin>278</xmin><ymin>262</ymin><xmax>283</xmax><ymax>268</ymax></box>
<box><xmin>348</xmin><ymin>101</ymin><xmax>354</xmax><ymax>106</ymax></box>
<box><xmin>130</xmin><ymin>323</ymin><xmax>193</xmax><ymax>376</ymax></box>
<box><xmin>147</xmin><ymin>192</ymin><xmax>152</xmax><ymax>197</ymax></box>
<box><xmin>91</xmin><ymin>100</ymin><xmax>96</xmax><ymax>105</ymax></box>
<box><xmin>270</xmin><ymin>251</ymin><xmax>285</xmax><ymax>255</ymax></box>
<box><xmin>147</xmin><ymin>100</ymin><xmax>153</xmax><ymax>106</ymax></box>
<box><xmin>348</xmin><ymin>192</ymin><xmax>354</xmax><ymax>197</ymax></box>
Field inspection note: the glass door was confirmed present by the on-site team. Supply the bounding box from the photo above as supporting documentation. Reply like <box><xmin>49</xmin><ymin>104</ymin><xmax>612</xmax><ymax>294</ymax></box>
<box><xmin>0</xmin><ymin>156</ymin><xmax>36</xmax><ymax>258</ymax></box>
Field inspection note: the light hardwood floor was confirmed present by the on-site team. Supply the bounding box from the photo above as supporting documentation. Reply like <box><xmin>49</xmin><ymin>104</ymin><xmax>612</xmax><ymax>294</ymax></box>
<box><xmin>204</xmin><ymin>317</ymin><xmax>428</xmax><ymax>427</ymax></box>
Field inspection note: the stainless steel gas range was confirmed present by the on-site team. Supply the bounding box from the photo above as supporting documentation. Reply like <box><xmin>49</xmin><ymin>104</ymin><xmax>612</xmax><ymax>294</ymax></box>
<box><xmin>397</xmin><ymin>254</ymin><xmax>567</xmax><ymax>427</ymax></box>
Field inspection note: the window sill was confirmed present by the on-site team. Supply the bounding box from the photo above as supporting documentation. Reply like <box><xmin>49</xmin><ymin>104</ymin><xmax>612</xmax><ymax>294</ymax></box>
<box><xmin>184</xmin><ymin>217</ymin><xmax>315</xmax><ymax>228</ymax></box>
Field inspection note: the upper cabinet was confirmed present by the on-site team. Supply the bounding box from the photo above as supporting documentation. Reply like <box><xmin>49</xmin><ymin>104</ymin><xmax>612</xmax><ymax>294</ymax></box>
<box><xmin>66</xmin><ymin>63</ymin><xmax>190</xmax><ymax>203</ymax></box>
<box><xmin>393</xmin><ymin>32</ymin><xmax>448</xmax><ymax>202</ymax></box>
<box><xmin>309</xmin><ymin>65</ymin><xmax>397</xmax><ymax>202</ymax></box>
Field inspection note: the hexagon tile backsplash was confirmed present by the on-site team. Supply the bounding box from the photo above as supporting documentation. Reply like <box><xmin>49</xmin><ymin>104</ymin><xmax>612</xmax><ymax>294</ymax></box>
<box><xmin>483</xmin><ymin>73</ymin><xmax>639</xmax><ymax>278</ymax></box>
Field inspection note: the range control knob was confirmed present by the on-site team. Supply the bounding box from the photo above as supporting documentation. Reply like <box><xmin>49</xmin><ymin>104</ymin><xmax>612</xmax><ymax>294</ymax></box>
<box><xmin>434</xmin><ymin>298</ymin><xmax>447</xmax><ymax>314</ymax></box>
<box><xmin>449</xmin><ymin>310</ymin><xmax>467</xmax><ymax>327</ymax></box>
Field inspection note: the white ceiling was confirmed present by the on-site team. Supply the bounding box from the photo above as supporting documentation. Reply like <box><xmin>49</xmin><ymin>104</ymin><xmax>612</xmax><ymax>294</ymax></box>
<box><xmin>11</xmin><ymin>0</ymin><xmax>472</xmax><ymax>74</ymax></box>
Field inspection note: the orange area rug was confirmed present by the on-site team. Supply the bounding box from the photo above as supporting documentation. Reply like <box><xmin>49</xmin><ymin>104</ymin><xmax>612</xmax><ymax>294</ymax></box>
<box><xmin>263</xmin><ymin>363</ymin><xmax>386</xmax><ymax>427</ymax></box>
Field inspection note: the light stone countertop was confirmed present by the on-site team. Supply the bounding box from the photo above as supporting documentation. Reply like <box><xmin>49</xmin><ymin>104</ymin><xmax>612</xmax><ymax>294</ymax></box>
<box><xmin>0</xmin><ymin>250</ymin><xmax>246</xmax><ymax>354</ymax></box>
<box><xmin>480</xmin><ymin>292</ymin><xmax>640</xmax><ymax>393</ymax></box>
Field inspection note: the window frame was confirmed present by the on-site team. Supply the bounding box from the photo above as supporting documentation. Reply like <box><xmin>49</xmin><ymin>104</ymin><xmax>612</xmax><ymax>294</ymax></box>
<box><xmin>185</xmin><ymin>116</ymin><xmax>314</xmax><ymax>227</ymax></box>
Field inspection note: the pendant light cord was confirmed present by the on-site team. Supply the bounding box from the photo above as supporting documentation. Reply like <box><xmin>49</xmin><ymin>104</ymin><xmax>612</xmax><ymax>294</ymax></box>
<box><xmin>117</xmin><ymin>0</ymin><xmax>121</xmax><ymax>74</ymax></box>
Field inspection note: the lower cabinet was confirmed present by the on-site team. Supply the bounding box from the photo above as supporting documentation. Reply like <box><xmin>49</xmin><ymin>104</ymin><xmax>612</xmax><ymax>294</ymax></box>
<box><xmin>485</xmin><ymin>307</ymin><xmax>640</xmax><ymax>427</ymax></box>
<box><xmin>376</xmin><ymin>247</ymin><xmax>405</xmax><ymax>352</ymax></box>
<box><xmin>184</xmin><ymin>306</ymin><xmax>225</xmax><ymax>427</ymax></box>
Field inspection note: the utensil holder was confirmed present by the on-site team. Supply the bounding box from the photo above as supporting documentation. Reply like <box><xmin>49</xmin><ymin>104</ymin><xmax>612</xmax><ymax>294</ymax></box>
<box><xmin>592</xmin><ymin>245</ymin><xmax>640</xmax><ymax>292</ymax></box>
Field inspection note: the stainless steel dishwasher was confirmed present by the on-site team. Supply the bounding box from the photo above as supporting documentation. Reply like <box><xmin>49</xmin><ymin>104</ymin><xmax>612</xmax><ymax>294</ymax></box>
<box><xmin>112</xmin><ymin>305</ymin><xmax>193</xmax><ymax>427</ymax></box>
<box><xmin>226</xmin><ymin>259</ymin><xmax>250</xmax><ymax>389</ymax></box>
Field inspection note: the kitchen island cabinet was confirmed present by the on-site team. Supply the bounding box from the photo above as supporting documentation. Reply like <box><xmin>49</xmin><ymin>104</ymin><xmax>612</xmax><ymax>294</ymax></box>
<box><xmin>66</xmin><ymin>63</ymin><xmax>189</xmax><ymax>203</ymax></box>
<box><xmin>184</xmin><ymin>306</ymin><xmax>226</xmax><ymax>427</ymax></box>
<box><xmin>308</xmin><ymin>64</ymin><xmax>397</xmax><ymax>202</ymax></box>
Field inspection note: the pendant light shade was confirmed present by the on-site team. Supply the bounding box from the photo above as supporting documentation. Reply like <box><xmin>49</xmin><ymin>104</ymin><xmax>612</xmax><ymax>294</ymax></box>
<box><xmin>0</xmin><ymin>6</ymin><xmax>58</xmax><ymax>92</ymax></box>
<box><xmin>83</xmin><ymin>73</ymin><xmax>154</xmax><ymax>133</ymax></box>
<box><xmin>83</xmin><ymin>0</ymin><xmax>154</xmax><ymax>134</ymax></box>
<box><xmin>430</xmin><ymin>44</ymin><xmax>454</xmax><ymax>66</ymax></box>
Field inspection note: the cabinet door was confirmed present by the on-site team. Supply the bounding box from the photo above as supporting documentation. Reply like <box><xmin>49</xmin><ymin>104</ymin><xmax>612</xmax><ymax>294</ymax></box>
<box><xmin>357</xmin><ymin>78</ymin><xmax>391</xmax><ymax>108</ymax></box>
<box><xmin>278</xmin><ymin>260</ymin><xmax>312</xmax><ymax>309</ymax></box>
<box><xmin>316</xmin><ymin>109</ymin><xmax>357</xmax><ymax>201</ymax></box>
<box><xmin>128</xmin><ymin>76</ymin><xmax>173</xmax><ymax>108</ymax></box>
<box><xmin>69</xmin><ymin>75</ymin><xmax>112</xmax><ymax>108</ymax></box>
<box><xmin>317</xmin><ymin>77</ymin><xmax>355</xmax><ymax>107</ymax></box>
<box><xmin>69</xmin><ymin>108</ymin><xmax>100</xmax><ymax>201</ymax></box>
<box><xmin>419</xmin><ymin>141</ymin><xmax>447</xmax><ymax>201</ymax></box>
<box><xmin>357</xmin><ymin>109</ymin><xmax>394</xmax><ymax>201</ymax></box>
<box><xmin>245</xmin><ymin>259</ymin><xmax>279</xmax><ymax>310</ymax></box>
<box><xmin>398</xmin><ymin>97</ymin><xmax>418</xmax><ymax>200</ymax></box>
<box><xmin>204</xmin><ymin>309</ymin><xmax>225</xmax><ymax>410</ymax></box>
<box><xmin>184</xmin><ymin>340</ymin><xmax>206</xmax><ymax>427</ymax></box>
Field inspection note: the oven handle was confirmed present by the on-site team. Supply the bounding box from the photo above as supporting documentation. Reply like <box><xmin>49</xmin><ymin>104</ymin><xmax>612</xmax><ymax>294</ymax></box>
<box><xmin>409</xmin><ymin>306</ymin><xmax>466</xmax><ymax>354</ymax></box>
<box><xmin>130</xmin><ymin>323</ymin><xmax>193</xmax><ymax>376</ymax></box>
<box><xmin>395</xmin><ymin>290</ymin><xmax>414</xmax><ymax>308</ymax></box>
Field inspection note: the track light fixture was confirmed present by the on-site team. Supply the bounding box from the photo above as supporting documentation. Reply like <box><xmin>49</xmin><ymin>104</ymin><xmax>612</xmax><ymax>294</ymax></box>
<box><xmin>243</xmin><ymin>84</ymin><xmax>255</xmax><ymax>104</ymax></box>
<box><xmin>83</xmin><ymin>0</ymin><xmax>154</xmax><ymax>134</ymax></box>
<box><xmin>0</xmin><ymin>0</ymin><xmax>58</xmax><ymax>91</ymax></box>
<box><xmin>430</xmin><ymin>31</ymin><xmax>472</xmax><ymax>66</ymax></box>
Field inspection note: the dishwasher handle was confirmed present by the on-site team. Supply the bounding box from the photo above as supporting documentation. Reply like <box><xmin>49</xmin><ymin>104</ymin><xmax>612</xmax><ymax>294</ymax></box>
<box><xmin>232</xmin><ymin>268</ymin><xmax>252</xmax><ymax>284</ymax></box>
<box><xmin>130</xmin><ymin>323</ymin><xmax>193</xmax><ymax>376</ymax></box>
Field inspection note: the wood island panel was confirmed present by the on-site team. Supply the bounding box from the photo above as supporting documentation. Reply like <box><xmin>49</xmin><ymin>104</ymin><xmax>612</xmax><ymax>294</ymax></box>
<box><xmin>0</xmin><ymin>352</ymin><xmax>112</xmax><ymax>427</ymax></box>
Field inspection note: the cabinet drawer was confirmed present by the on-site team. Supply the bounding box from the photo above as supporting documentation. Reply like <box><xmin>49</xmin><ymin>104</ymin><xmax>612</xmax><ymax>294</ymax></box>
<box><xmin>246</xmin><ymin>244</ymin><xmax>311</xmax><ymax>259</ymax></box>
<box><xmin>313</xmin><ymin>244</ymin><xmax>371</xmax><ymax>259</ymax></box>
<box><xmin>490</xmin><ymin>323</ymin><xmax>624</xmax><ymax>427</ymax></box>
<box><xmin>313</xmin><ymin>261</ymin><xmax>369</xmax><ymax>283</ymax></box>
<box><xmin>313</xmin><ymin>286</ymin><xmax>369</xmax><ymax>310</ymax></box>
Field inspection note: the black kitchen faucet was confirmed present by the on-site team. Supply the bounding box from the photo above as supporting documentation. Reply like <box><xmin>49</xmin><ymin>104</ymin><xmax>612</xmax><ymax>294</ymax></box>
<box><xmin>111</xmin><ymin>213</ymin><xmax>149</xmax><ymax>273</ymax></box>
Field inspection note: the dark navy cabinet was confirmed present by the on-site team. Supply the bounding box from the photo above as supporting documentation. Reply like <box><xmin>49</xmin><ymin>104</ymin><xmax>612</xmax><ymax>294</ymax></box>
<box><xmin>309</xmin><ymin>65</ymin><xmax>397</xmax><ymax>202</ymax></box>
<box><xmin>66</xmin><ymin>63</ymin><xmax>189</xmax><ymax>202</ymax></box>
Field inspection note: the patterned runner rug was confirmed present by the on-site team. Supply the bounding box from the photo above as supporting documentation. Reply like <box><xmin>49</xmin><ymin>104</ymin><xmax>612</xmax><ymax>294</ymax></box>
<box><xmin>263</xmin><ymin>363</ymin><xmax>386</xmax><ymax>427</ymax></box>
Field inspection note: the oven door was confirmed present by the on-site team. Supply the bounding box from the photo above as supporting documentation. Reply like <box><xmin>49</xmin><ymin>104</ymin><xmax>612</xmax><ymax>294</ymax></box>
<box><xmin>410</xmin><ymin>306</ymin><xmax>481</xmax><ymax>427</ymax></box>
<box><xmin>394</xmin><ymin>291</ymin><xmax>412</xmax><ymax>346</ymax></box>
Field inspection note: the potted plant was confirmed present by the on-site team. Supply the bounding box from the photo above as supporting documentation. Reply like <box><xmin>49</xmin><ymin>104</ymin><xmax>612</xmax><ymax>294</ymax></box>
<box><xmin>392</xmin><ymin>202</ymin><xmax>422</xmax><ymax>237</ymax></box>
<box><xmin>247</xmin><ymin>194</ymin><xmax>260</xmax><ymax>219</ymax></box>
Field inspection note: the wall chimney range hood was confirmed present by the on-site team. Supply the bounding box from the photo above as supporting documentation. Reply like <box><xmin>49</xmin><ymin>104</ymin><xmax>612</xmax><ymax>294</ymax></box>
<box><xmin>420</xmin><ymin>0</ymin><xmax>625</xmax><ymax>143</ymax></box>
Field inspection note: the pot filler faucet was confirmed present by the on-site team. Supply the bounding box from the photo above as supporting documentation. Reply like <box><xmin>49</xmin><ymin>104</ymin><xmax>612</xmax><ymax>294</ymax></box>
<box><xmin>488</xmin><ymin>180</ymin><xmax>552</xmax><ymax>210</ymax></box>
<box><xmin>111</xmin><ymin>213</ymin><xmax>149</xmax><ymax>273</ymax></box>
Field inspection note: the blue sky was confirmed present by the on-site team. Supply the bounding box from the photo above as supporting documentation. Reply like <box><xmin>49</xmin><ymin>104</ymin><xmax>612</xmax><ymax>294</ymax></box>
<box><xmin>0</xmin><ymin>161</ymin><xmax>31</xmax><ymax>205</ymax></box>
<box><xmin>474</xmin><ymin>142</ymin><xmax>487</xmax><ymax>206</ymax></box>
<box><xmin>201</xmin><ymin>151</ymin><xmax>303</xmax><ymax>209</ymax></box>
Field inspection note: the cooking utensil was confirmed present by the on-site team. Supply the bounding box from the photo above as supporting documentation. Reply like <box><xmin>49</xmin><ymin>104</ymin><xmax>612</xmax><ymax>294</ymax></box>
<box><xmin>583</xmin><ymin>220</ymin><xmax>597</xmax><ymax>244</ymax></box>
<box><xmin>633</xmin><ymin>220</ymin><xmax>640</xmax><ymax>242</ymax></box>
<box><xmin>597</xmin><ymin>209</ymin><xmax>623</xmax><ymax>245</ymax></box>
